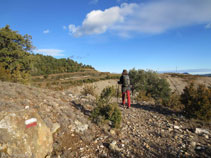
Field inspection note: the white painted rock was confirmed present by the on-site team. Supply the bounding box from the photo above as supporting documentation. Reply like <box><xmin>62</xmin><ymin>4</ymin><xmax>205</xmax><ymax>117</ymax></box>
<box><xmin>0</xmin><ymin>109</ymin><xmax>53</xmax><ymax>158</ymax></box>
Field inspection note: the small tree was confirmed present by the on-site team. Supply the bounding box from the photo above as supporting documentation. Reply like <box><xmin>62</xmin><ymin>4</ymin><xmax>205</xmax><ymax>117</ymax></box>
<box><xmin>129</xmin><ymin>69</ymin><xmax>171</xmax><ymax>104</ymax></box>
<box><xmin>91</xmin><ymin>86</ymin><xmax>122</xmax><ymax>128</ymax></box>
<box><xmin>181</xmin><ymin>83</ymin><xmax>211</xmax><ymax>121</ymax></box>
<box><xmin>129</xmin><ymin>68</ymin><xmax>146</xmax><ymax>93</ymax></box>
<box><xmin>100</xmin><ymin>86</ymin><xmax>116</xmax><ymax>103</ymax></box>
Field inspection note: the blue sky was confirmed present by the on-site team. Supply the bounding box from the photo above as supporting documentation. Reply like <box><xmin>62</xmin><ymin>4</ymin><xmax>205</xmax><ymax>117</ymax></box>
<box><xmin>1</xmin><ymin>0</ymin><xmax>211</xmax><ymax>74</ymax></box>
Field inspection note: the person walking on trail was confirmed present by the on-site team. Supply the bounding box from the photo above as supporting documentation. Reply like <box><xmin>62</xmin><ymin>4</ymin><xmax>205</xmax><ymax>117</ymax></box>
<box><xmin>118</xmin><ymin>69</ymin><xmax>131</xmax><ymax>109</ymax></box>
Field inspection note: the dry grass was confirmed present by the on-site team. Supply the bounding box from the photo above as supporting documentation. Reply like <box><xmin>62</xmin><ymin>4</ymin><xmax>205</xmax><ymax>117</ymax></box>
<box><xmin>30</xmin><ymin>70</ymin><xmax>120</xmax><ymax>91</ymax></box>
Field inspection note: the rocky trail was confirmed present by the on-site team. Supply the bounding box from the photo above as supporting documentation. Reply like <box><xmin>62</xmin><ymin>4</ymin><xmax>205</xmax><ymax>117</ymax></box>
<box><xmin>118</xmin><ymin>104</ymin><xmax>211</xmax><ymax>158</ymax></box>
<box><xmin>0</xmin><ymin>80</ymin><xmax>211</xmax><ymax>158</ymax></box>
<box><xmin>74</xmin><ymin>99</ymin><xmax>211</xmax><ymax>158</ymax></box>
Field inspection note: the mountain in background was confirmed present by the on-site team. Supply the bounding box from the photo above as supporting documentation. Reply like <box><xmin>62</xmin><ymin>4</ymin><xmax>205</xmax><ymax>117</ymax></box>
<box><xmin>200</xmin><ymin>74</ymin><xmax>211</xmax><ymax>77</ymax></box>
<box><xmin>159</xmin><ymin>69</ymin><xmax>211</xmax><ymax>75</ymax></box>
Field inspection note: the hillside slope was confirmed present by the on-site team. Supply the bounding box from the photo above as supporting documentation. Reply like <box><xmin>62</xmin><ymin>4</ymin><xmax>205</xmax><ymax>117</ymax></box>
<box><xmin>0</xmin><ymin>81</ymin><xmax>210</xmax><ymax>158</ymax></box>
<box><xmin>65</xmin><ymin>74</ymin><xmax>211</xmax><ymax>96</ymax></box>
<box><xmin>163</xmin><ymin>74</ymin><xmax>211</xmax><ymax>94</ymax></box>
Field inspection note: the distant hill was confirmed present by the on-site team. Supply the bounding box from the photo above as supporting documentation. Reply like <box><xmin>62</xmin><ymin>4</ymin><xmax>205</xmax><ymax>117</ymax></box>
<box><xmin>200</xmin><ymin>74</ymin><xmax>211</xmax><ymax>77</ymax></box>
<box><xmin>30</xmin><ymin>53</ymin><xmax>94</xmax><ymax>76</ymax></box>
<box><xmin>161</xmin><ymin>73</ymin><xmax>211</xmax><ymax>94</ymax></box>
<box><xmin>0</xmin><ymin>25</ymin><xmax>94</xmax><ymax>83</ymax></box>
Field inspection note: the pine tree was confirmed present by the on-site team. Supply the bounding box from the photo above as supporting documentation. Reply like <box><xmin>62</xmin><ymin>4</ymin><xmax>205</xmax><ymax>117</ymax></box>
<box><xmin>0</xmin><ymin>25</ymin><xmax>33</xmax><ymax>83</ymax></box>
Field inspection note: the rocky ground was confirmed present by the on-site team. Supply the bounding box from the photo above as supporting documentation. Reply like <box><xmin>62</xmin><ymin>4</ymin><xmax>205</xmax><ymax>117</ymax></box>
<box><xmin>71</xmin><ymin>98</ymin><xmax>211</xmax><ymax>158</ymax></box>
<box><xmin>0</xmin><ymin>80</ymin><xmax>211</xmax><ymax>158</ymax></box>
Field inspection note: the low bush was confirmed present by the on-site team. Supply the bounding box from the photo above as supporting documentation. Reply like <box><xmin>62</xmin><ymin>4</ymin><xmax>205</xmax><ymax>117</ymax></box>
<box><xmin>180</xmin><ymin>83</ymin><xmax>211</xmax><ymax>121</ymax></box>
<box><xmin>91</xmin><ymin>102</ymin><xmax>121</xmax><ymax>128</ymax></box>
<box><xmin>164</xmin><ymin>91</ymin><xmax>183</xmax><ymax>111</ymax></box>
<box><xmin>129</xmin><ymin>69</ymin><xmax>171</xmax><ymax>104</ymax></box>
<box><xmin>100</xmin><ymin>86</ymin><xmax>116</xmax><ymax>103</ymax></box>
<box><xmin>81</xmin><ymin>85</ymin><xmax>96</xmax><ymax>96</ymax></box>
<box><xmin>91</xmin><ymin>86</ymin><xmax>122</xmax><ymax>128</ymax></box>
<box><xmin>136</xmin><ymin>90</ymin><xmax>153</xmax><ymax>102</ymax></box>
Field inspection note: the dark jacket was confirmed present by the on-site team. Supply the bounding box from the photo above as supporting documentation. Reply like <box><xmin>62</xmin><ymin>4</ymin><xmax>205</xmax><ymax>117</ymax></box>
<box><xmin>118</xmin><ymin>74</ymin><xmax>130</xmax><ymax>92</ymax></box>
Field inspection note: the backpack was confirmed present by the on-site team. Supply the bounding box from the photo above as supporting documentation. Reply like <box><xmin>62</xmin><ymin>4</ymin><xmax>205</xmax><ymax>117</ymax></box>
<box><xmin>123</xmin><ymin>75</ymin><xmax>130</xmax><ymax>87</ymax></box>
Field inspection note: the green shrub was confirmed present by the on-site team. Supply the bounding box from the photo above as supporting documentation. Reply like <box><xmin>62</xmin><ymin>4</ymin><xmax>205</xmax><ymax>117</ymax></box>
<box><xmin>91</xmin><ymin>102</ymin><xmax>121</xmax><ymax>128</ymax></box>
<box><xmin>81</xmin><ymin>85</ymin><xmax>96</xmax><ymax>96</ymax></box>
<box><xmin>91</xmin><ymin>86</ymin><xmax>122</xmax><ymax>128</ymax></box>
<box><xmin>164</xmin><ymin>91</ymin><xmax>183</xmax><ymax>111</ymax></box>
<box><xmin>181</xmin><ymin>83</ymin><xmax>211</xmax><ymax>121</ymax></box>
<box><xmin>136</xmin><ymin>90</ymin><xmax>153</xmax><ymax>102</ymax></box>
<box><xmin>129</xmin><ymin>69</ymin><xmax>171</xmax><ymax>104</ymax></box>
<box><xmin>100</xmin><ymin>86</ymin><xmax>116</xmax><ymax>103</ymax></box>
<box><xmin>129</xmin><ymin>69</ymin><xmax>146</xmax><ymax>92</ymax></box>
<box><xmin>0</xmin><ymin>64</ymin><xmax>11</xmax><ymax>81</ymax></box>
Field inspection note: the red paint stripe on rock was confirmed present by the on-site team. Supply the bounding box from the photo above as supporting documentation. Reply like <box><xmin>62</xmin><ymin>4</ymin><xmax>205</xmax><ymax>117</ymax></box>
<box><xmin>26</xmin><ymin>122</ymin><xmax>37</xmax><ymax>128</ymax></box>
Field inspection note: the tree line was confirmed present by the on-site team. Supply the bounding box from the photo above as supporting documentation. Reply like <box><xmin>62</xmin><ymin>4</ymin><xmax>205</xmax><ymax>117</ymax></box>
<box><xmin>0</xmin><ymin>25</ymin><xmax>94</xmax><ymax>83</ymax></box>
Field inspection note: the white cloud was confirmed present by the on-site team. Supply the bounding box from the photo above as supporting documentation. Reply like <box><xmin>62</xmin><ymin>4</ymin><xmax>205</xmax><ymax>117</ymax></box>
<box><xmin>68</xmin><ymin>24</ymin><xmax>77</xmax><ymax>33</ymax></box>
<box><xmin>43</xmin><ymin>29</ymin><xmax>50</xmax><ymax>34</ymax></box>
<box><xmin>69</xmin><ymin>3</ymin><xmax>137</xmax><ymax>37</ymax></box>
<box><xmin>68</xmin><ymin>0</ymin><xmax>211</xmax><ymax>37</ymax></box>
<box><xmin>34</xmin><ymin>49</ymin><xmax>64</xmax><ymax>57</ymax></box>
<box><xmin>205</xmin><ymin>23</ymin><xmax>211</xmax><ymax>29</ymax></box>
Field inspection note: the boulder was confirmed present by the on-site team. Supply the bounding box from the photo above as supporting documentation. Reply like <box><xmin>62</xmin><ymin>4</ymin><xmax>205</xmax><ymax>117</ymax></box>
<box><xmin>0</xmin><ymin>109</ymin><xmax>53</xmax><ymax>158</ymax></box>
<box><xmin>109</xmin><ymin>140</ymin><xmax>120</xmax><ymax>151</ymax></box>
<box><xmin>69</xmin><ymin>120</ymin><xmax>89</xmax><ymax>133</ymax></box>
<box><xmin>195</xmin><ymin>128</ymin><xmax>209</xmax><ymax>135</ymax></box>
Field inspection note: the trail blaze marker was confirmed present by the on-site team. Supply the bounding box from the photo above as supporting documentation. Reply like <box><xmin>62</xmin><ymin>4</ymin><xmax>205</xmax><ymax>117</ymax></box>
<box><xmin>25</xmin><ymin>118</ymin><xmax>37</xmax><ymax>128</ymax></box>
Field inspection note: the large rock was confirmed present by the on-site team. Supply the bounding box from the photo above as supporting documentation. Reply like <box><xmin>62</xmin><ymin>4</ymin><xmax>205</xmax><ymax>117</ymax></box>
<box><xmin>195</xmin><ymin>128</ymin><xmax>210</xmax><ymax>135</ymax></box>
<box><xmin>0</xmin><ymin>109</ymin><xmax>53</xmax><ymax>158</ymax></box>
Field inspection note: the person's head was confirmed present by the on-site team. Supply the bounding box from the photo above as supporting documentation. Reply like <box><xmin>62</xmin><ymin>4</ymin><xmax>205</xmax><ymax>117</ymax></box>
<box><xmin>122</xmin><ymin>69</ymin><xmax>128</xmax><ymax>75</ymax></box>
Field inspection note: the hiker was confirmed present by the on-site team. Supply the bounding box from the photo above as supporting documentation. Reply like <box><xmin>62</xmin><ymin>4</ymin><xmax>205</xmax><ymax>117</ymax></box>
<box><xmin>118</xmin><ymin>69</ymin><xmax>131</xmax><ymax>108</ymax></box>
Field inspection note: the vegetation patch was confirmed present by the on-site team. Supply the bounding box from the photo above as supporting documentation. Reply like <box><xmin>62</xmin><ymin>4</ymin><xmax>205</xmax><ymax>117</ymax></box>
<box><xmin>135</xmin><ymin>90</ymin><xmax>154</xmax><ymax>103</ymax></box>
<box><xmin>129</xmin><ymin>69</ymin><xmax>171</xmax><ymax>105</ymax></box>
<box><xmin>163</xmin><ymin>91</ymin><xmax>184</xmax><ymax>111</ymax></box>
<box><xmin>91</xmin><ymin>86</ymin><xmax>122</xmax><ymax>128</ymax></box>
<box><xmin>0</xmin><ymin>25</ymin><xmax>94</xmax><ymax>83</ymax></box>
<box><xmin>181</xmin><ymin>83</ymin><xmax>211</xmax><ymax>121</ymax></box>
<box><xmin>0</xmin><ymin>25</ymin><xmax>33</xmax><ymax>83</ymax></box>
<box><xmin>81</xmin><ymin>85</ymin><xmax>96</xmax><ymax>96</ymax></box>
